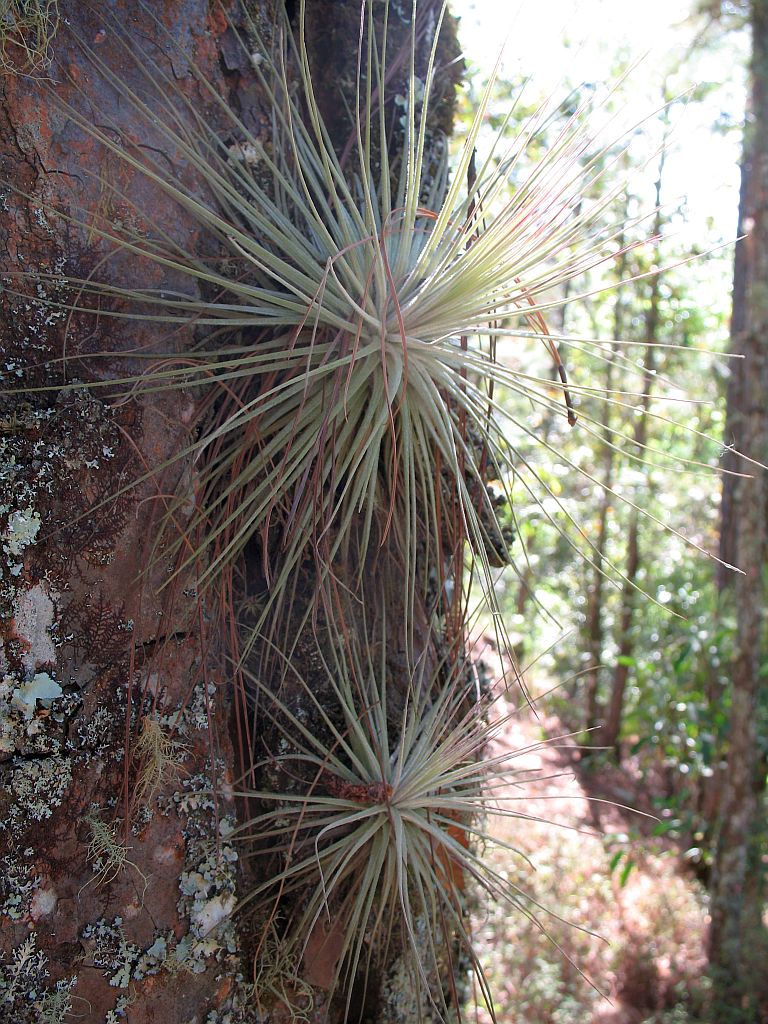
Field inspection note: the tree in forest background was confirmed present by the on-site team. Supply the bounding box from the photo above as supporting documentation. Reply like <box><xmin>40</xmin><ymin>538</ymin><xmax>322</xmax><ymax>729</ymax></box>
<box><xmin>707</xmin><ymin>1</ymin><xmax>768</xmax><ymax>1019</ymax></box>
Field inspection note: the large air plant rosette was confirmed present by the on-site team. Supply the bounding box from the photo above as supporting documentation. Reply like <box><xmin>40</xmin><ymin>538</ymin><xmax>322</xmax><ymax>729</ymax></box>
<box><xmin>6</xmin><ymin>0</ymin><xmax>665</xmax><ymax>648</ymax></box>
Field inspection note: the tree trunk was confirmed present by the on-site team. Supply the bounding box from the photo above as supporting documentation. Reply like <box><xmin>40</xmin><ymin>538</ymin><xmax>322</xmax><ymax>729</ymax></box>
<box><xmin>597</xmin><ymin>161</ymin><xmax>665</xmax><ymax>757</ymax></box>
<box><xmin>0</xmin><ymin>6</ymin><xmax>252</xmax><ymax>1021</ymax></box>
<box><xmin>583</xmin><ymin>241</ymin><xmax>626</xmax><ymax>738</ymax></box>
<box><xmin>599</xmin><ymin>507</ymin><xmax>641</xmax><ymax>756</ymax></box>
<box><xmin>0</xmin><ymin>3</ymin><xmax>459</xmax><ymax>1022</ymax></box>
<box><xmin>708</xmin><ymin>3</ymin><xmax>768</xmax><ymax>1018</ymax></box>
<box><xmin>717</xmin><ymin>138</ymin><xmax>751</xmax><ymax>587</ymax></box>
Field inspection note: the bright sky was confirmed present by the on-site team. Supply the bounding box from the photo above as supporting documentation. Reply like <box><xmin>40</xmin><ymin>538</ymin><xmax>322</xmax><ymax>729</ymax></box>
<box><xmin>454</xmin><ymin>0</ymin><xmax>696</xmax><ymax>81</ymax></box>
<box><xmin>452</xmin><ymin>0</ymin><xmax>748</xmax><ymax>249</ymax></box>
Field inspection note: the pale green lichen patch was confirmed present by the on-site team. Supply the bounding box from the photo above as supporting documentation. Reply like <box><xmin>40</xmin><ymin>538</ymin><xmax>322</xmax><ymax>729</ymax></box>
<box><xmin>81</xmin><ymin>916</ymin><xmax>147</xmax><ymax>988</ymax></box>
<box><xmin>0</xmin><ymin>753</ymin><xmax>72</xmax><ymax>837</ymax></box>
<box><xmin>0</xmin><ymin>855</ymin><xmax>42</xmax><ymax>921</ymax></box>
<box><xmin>124</xmin><ymin>683</ymin><xmax>209</xmax><ymax>836</ymax></box>
<box><xmin>170</xmin><ymin>789</ymin><xmax>238</xmax><ymax>967</ymax></box>
<box><xmin>0</xmin><ymin>753</ymin><xmax>72</xmax><ymax>921</ymax></box>
<box><xmin>77</xmin><ymin>782</ymin><xmax>241</xmax><ymax>1018</ymax></box>
<box><xmin>0</xmin><ymin>670</ymin><xmax>70</xmax><ymax>756</ymax></box>
<box><xmin>0</xmin><ymin>389</ymin><xmax>122</xmax><ymax>628</ymax></box>
<box><xmin>104</xmin><ymin>993</ymin><xmax>132</xmax><ymax>1023</ymax></box>
<box><xmin>80</xmin><ymin>896</ymin><xmax>234</xmax><ymax>991</ymax></box>
<box><xmin>156</xmin><ymin>679</ymin><xmax>217</xmax><ymax>736</ymax></box>
<box><xmin>0</xmin><ymin>932</ymin><xmax>76</xmax><ymax>1024</ymax></box>
<box><xmin>75</xmin><ymin>698</ymin><xmax>125</xmax><ymax>761</ymax></box>
<box><xmin>2</xmin><ymin>506</ymin><xmax>41</xmax><ymax>565</ymax></box>
<box><xmin>158</xmin><ymin>775</ymin><xmax>239</xmax><ymax>972</ymax></box>
<box><xmin>379</xmin><ymin>914</ymin><xmax>455</xmax><ymax>1024</ymax></box>
<box><xmin>80</xmin><ymin>916</ymin><xmax>196</xmax><ymax>990</ymax></box>
<box><xmin>0</xmin><ymin>404</ymin><xmax>50</xmax><ymax>622</ymax></box>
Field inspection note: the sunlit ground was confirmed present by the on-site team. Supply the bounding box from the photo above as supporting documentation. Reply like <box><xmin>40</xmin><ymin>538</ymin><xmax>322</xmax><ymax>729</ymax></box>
<box><xmin>468</xmin><ymin>696</ymin><xmax>709</xmax><ymax>1024</ymax></box>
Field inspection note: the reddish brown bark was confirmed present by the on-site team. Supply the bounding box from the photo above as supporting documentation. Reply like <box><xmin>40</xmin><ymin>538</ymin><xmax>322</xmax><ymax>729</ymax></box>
<box><xmin>708</xmin><ymin>2</ymin><xmax>768</xmax><ymax>1018</ymax></box>
<box><xmin>0</xmin><ymin>4</ymin><xmax>263</xmax><ymax>1020</ymax></box>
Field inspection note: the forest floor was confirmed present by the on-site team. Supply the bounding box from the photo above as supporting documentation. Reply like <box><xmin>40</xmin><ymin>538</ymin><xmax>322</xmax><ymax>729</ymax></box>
<box><xmin>469</xmin><ymin>660</ymin><xmax>711</xmax><ymax>1024</ymax></box>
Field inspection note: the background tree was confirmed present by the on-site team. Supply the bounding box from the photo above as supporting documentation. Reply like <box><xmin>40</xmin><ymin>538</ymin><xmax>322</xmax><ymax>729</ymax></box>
<box><xmin>708</xmin><ymin>0</ymin><xmax>768</xmax><ymax>1017</ymax></box>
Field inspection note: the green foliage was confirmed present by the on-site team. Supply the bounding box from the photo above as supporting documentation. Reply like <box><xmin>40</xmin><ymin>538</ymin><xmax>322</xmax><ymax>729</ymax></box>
<box><xmin>468</xmin><ymin>56</ymin><xmax>757</xmax><ymax>994</ymax></box>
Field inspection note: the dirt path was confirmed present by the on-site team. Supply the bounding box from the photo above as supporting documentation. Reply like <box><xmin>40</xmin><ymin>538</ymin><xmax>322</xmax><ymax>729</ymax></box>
<box><xmin>469</xmin><ymin>692</ymin><xmax>709</xmax><ymax>1024</ymax></box>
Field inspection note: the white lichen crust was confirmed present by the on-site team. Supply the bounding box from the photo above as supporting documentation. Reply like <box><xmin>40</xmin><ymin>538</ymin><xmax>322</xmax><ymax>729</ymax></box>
<box><xmin>160</xmin><ymin>774</ymin><xmax>239</xmax><ymax>970</ymax></box>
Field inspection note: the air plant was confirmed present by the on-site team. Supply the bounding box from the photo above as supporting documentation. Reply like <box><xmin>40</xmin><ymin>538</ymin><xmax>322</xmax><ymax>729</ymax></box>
<box><xmin>80</xmin><ymin>809</ymin><xmax>148</xmax><ymax>895</ymax></box>
<box><xmin>1</xmin><ymin>0</ymin><xmax>690</xmax><ymax>659</ymax></box>
<box><xmin>131</xmin><ymin>714</ymin><xmax>189</xmax><ymax>813</ymax></box>
<box><xmin>233</xmin><ymin>613</ymin><xmax>600</xmax><ymax>1021</ymax></box>
<box><xmin>0</xmin><ymin>0</ymin><xmax>60</xmax><ymax>76</ymax></box>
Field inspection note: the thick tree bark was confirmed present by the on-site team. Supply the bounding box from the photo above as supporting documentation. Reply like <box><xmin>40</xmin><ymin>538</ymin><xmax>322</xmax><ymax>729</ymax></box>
<box><xmin>708</xmin><ymin>3</ymin><xmax>768</xmax><ymax>1018</ymax></box>
<box><xmin>0</xmin><ymin>3</ymin><xmax>460</xmax><ymax>1022</ymax></box>
<box><xmin>718</xmin><ymin>143</ymin><xmax>751</xmax><ymax>586</ymax></box>
<box><xmin>582</xmin><ymin>284</ymin><xmax>624</xmax><ymax>738</ymax></box>
<box><xmin>581</xmin><ymin>198</ymin><xmax>634</xmax><ymax>741</ymax></box>
<box><xmin>0</xmin><ymin>5</ymin><xmax>261</xmax><ymax>1021</ymax></box>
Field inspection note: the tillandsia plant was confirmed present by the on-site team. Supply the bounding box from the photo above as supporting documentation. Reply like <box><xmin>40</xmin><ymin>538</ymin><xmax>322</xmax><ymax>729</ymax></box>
<box><xmin>0</xmin><ymin>0</ymin><xmax>60</xmax><ymax>76</ymax></box>
<box><xmin>233</xmin><ymin>615</ymin><xmax>599</xmax><ymax>1021</ymax></box>
<box><xmin>1</xmin><ymin>0</ymin><xmax>707</xmax><ymax>664</ymax></box>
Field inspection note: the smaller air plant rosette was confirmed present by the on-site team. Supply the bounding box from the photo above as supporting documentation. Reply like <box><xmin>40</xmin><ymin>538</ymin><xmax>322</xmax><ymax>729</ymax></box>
<box><xmin>232</xmin><ymin>623</ymin><xmax>598</xmax><ymax>1020</ymax></box>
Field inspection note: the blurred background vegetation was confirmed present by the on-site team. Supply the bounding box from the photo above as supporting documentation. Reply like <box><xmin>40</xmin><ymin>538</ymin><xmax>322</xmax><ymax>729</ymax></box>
<box><xmin>451</xmin><ymin>1</ymin><xmax>767</xmax><ymax>1020</ymax></box>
